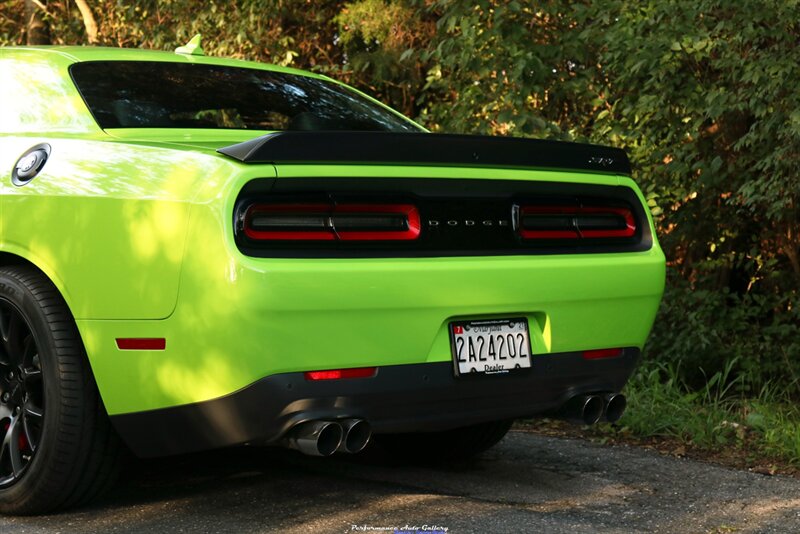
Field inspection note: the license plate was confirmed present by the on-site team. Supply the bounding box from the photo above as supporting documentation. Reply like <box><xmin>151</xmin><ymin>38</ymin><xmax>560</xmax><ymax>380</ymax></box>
<box><xmin>449</xmin><ymin>318</ymin><xmax>532</xmax><ymax>376</ymax></box>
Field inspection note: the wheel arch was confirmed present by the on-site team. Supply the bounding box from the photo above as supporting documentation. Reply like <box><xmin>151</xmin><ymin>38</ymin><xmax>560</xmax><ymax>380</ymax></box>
<box><xmin>0</xmin><ymin>249</ymin><xmax>107</xmax><ymax>391</ymax></box>
<box><xmin>0</xmin><ymin>250</ymin><xmax>74</xmax><ymax>311</ymax></box>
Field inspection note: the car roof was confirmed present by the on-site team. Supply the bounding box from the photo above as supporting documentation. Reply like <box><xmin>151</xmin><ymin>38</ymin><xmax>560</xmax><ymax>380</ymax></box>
<box><xmin>0</xmin><ymin>45</ymin><xmax>321</xmax><ymax>79</ymax></box>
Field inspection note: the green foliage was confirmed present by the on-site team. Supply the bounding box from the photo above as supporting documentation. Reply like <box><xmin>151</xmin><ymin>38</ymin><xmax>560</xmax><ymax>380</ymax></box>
<box><xmin>588</xmin><ymin>2</ymin><xmax>800</xmax><ymax>397</ymax></box>
<box><xmin>332</xmin><ymin>0</ymin><xmax>433</xmax><ymax>116</ymax></box>
<box><xmin>621</xmin><ymin>359</ymin><xmax>742</xmax><ymax>446</ymax></box>
<box><xmin>591</xmin><ymin>1</ymin><xmax>800</xmax><ymax>292</ymax></box>
<box><xmin>646</xmin><ymin>274</ymin><xmax>800</xmax><ymax>391</ymax></box>
<box><xmin>412</xmin><ymin>1</ymin><xmax>601</xmax><ymax>138</ymax></box>
<box><xmin>2</xmin><ymin>1</ymin><xmax>344</xmax><ymax>69</ymax></box>
<box><xmin>335</xmin><ymin>0</ymin><xmax>415</xmax><ymax>50</ymax></box>
<box><xmin>614</xmin><ymin>360</ymin><xmax>800</xmax><ymax>466</ymax></box>
<box><xmin>747</xmin><ymin>398</ymin><xmax>800</xmax><ymax>462</ymax></box>
<box><xmin>0</xmin><ymin>1</ymin><xmax>27</xmax><ymax>45</ymax></box>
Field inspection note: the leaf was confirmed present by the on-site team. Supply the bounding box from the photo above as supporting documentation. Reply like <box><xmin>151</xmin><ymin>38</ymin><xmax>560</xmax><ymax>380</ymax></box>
<box><xmin>745</xmin><ymin>412</ymin><xmax>766</xmax><ymax>430</ymax></box>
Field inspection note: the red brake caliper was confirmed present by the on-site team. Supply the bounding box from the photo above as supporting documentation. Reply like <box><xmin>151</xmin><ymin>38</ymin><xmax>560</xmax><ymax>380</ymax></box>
<box><xmin>4</xmin><ymin>420</ymin><xmax>28</xmax><ymax>452</ymax></box>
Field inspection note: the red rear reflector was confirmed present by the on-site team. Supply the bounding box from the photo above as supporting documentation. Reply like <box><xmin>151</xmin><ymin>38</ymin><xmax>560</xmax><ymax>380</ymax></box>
<box><xmin>304</xmin><ymin>367</ymin><xmax>377</xmax><ymax>381</ymax></box>
<box><xmin>116</xmin><ymin>338</ymin><xmax>166</xmax><ymax>350</ymax></box>
<box><xmin>582</xmin><ymin>348</ymin><xmax>623</xmax><ymax>360</ymax></box>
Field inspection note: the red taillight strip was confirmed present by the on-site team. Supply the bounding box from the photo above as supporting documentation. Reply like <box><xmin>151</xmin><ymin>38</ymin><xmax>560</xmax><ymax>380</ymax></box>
<box><xmin>116</xmin><ymin>338</ymin><xmax>166</xmax><ymax>350</ymax></box>
<box><xmin>582</xmin><ymin>348</ymin><xmax>624</xmax><ymax>360</ymax></box>
<box><xmin>304</xmin><ymin>367</ymin><xmax>378</xmax><ymax>381</ymax></box>
<box><xmin>519</xmin><ymin>206</ymin><xmax>580</xmax><ymax>239</ymax></box>
<box><xmin>519</xmin><ymin>205</ymin><xmax>636</xmax><ymax>240</ymax></box>
<box><xmin>576</xmin><ymin>207</ymin><xmax>636</xmax><ymax>238</ymax></box>
<box><xmin>335</xmin><ymin>204</ymin><xmax>420</xmax><ymax>241</ymax></box>
<box><xmin>244</xmin><ymin>203</ymin><xmax>334</xmax><ymax>241</ymax></box>
<box><xmin>243</xmin><ymin>202</ymin><xmax>420</xmax><ymax>242</ymax></box>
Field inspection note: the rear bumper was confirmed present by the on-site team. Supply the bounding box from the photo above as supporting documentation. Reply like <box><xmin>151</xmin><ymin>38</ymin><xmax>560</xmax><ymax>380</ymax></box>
<box><xmin>111</xmin><ymin>347</ymin><xmax>639</xmax><ymax>458</ymax></box>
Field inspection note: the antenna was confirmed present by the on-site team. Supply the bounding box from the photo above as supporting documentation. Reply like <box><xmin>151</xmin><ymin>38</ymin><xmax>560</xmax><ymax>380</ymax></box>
<box><xmin>175</xmin><ymin>34</ymin><xmax>204</xmax><ymax>56</ymax></box>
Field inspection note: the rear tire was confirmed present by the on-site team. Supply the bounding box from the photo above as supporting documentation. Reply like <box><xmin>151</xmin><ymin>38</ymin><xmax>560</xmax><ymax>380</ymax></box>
<box><xmin>374</xmin><ymin>419</ymin><xmax>513</xmax><ymax>463</ymax></box>
<box><xmin>0</xmin><ymin>267</ymin><xmax>122</xmax><ymax>515</ymax></box>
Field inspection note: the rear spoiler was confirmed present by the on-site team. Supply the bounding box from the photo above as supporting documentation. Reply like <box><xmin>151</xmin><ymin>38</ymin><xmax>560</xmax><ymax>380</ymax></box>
<box><xmin>217</xmin><ymin>131</ymin><xmax>631</xmax><ymax>174</ymax></box>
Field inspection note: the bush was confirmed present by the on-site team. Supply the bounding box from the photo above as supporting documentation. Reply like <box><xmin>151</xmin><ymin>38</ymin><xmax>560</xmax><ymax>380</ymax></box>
<box><xmin>646</xmin><ymin>272</ymin><xmax>800</xmax><ymax>393</ymax></box>
<box><xmin>617</xmin><ymin>359</ymin><xmax>800</xmax><ymax>466</ymax></box>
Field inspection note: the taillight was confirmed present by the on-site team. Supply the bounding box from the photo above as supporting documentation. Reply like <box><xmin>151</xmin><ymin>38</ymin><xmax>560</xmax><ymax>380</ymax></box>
<box><xmin>518</xmin><ymin>205</ymin><xmax>636</xmax><ymax>240</ymax></box>
<box><xmin>244</xmin><ymin>203</ymin><xmax>420</xmax><ymax>241</ymax></box>
<box><xmin>245</xmin><ymin>203</ymin><xmax>334</xmax><ymax>241</ymax></box>
<box><xmin>334</xmin><ymin>204</ymin><xmax>420</xmax><ymax>241</ymax></box>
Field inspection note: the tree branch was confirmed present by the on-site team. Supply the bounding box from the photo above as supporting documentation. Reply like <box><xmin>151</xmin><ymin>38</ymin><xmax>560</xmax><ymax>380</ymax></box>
<box><xmin>24</xmin><ymin>0</ymin><xmax>50</xmax><ymax>45</ymax></box>
<box><xmin>74</xmin><ymin>0</ymin><xmax>98</xmax><ymax>43</ymax></box>
<box><xmin>28</xmin><ymin>0</ymin><xmax>49</xmax><ymax>13</ymax></box>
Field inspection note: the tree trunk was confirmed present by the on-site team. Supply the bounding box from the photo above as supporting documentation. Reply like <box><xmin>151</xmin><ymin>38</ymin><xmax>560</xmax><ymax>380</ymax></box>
<box><xmin>24</xmin><ymin>0</ymin><xmax>50</xmax><ymax>45</ymax></box>
<box><xmin>74</xmin><ymin>0</ymin><xmax>99</xmax><ymax>44</ymax></box>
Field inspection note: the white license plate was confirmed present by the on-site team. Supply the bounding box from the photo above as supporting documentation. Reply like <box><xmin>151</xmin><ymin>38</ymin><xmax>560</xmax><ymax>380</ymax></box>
<box><xmin>449</xmin><ymin>318</ymin><xmax>532</xmax><ymax>376</ymax></box>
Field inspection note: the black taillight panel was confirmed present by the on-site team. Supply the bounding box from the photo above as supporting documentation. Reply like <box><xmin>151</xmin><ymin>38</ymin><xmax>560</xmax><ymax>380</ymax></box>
<box><xmin>233</xmin><ymin>178</ymin><xmax>651</xmax><ymax>258</ymax></box>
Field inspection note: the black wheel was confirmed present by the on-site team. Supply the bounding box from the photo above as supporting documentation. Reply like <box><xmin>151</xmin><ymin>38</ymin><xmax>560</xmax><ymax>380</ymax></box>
<box><xmin>0</xmin><ymin>266</ymin><xmax>122</xmax><ymax>515</ymax></box>
<box><xmin>373</xmin><ymin>419</ymin><xmax>513</xmax><ymax>463</ymax></box>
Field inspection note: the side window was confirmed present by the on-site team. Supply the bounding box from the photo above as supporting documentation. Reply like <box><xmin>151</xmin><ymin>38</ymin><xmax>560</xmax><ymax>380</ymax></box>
<box><xmin>0</xmin><ymin>58</ymin><xmax>97</xmax><ymax>134</ymax></box>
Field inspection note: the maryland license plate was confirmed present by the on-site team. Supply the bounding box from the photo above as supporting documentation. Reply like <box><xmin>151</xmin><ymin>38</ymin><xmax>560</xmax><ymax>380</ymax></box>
<box><xmin>449</xmin><ymin>318</ymin><xmax>532</xmax><ymax>376</ymax></box>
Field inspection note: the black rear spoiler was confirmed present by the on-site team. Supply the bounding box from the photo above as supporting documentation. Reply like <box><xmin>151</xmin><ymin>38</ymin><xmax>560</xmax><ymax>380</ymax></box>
<box><xmin>217</xmin><ymin>131</ymin><xmax>631</xmax><ymax>174</ymax></box>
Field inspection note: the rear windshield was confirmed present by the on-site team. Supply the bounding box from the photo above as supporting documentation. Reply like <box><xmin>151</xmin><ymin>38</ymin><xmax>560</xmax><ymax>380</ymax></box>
<box><xmin>69</xmin><ymin>61</ymin><xmax>420</xmax><ymax>132</ymax></box>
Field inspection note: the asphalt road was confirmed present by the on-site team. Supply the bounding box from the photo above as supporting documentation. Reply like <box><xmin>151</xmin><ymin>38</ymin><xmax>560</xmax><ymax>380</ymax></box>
<box><xmin>1</xmin><ymin>430</ymin><xmax>798</xmax><ymax>533</ymax></box>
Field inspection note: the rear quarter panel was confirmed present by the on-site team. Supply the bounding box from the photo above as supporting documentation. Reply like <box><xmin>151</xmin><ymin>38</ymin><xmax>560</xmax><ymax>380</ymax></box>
<box><xmin>0</xmin><ymin>136</ymin><xmax>242</xmax><ymax>319</ymax></box>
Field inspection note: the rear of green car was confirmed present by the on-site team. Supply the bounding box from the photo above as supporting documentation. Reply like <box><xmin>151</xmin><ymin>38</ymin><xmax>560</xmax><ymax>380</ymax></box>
<box><xmin>100</xmin><ymin>147</ymin><xmax>664</xmax><ymax>457</ymax></box>
<box><xmin>0</xmin><ymin>46</ymin><xmax>664</xmax><ymax>513</ymax></box>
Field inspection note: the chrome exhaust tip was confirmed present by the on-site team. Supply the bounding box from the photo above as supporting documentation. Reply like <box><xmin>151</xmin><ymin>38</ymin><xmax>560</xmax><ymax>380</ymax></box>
<box><xmin>560</xmin><ymin>394</ymin><xmax>604</xmax><ymax>425</ymax></box>
<box><xmin>337</xmin><ymin>419</ymin><xmax>372</xmax><ymax>454</ymax></box>
<box><xmin>580</xmin><ymin>395</ymin><xmax>604</xmax><ymax>425</ymax></box>
<box><xmin>285</xmin><ymin>421</ymin><xmax>343</xmax><ymax>457</ymax></box>
<box><xmin>604</xmin><ymin>393</ymin><xmax>627</xmax><ymax>423</ymax></box>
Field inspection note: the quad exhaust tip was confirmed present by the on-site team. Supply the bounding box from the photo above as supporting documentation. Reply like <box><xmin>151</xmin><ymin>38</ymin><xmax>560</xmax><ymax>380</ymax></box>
<box><xmin>337</xmin><ymin>419</ymin><xmax>372</xmax><ymax>454</ymax></box>
<box><xmin>560</xmin><ymin>394</ymin><xmax>604</xmax><ymax>425</ymax></box>
<box><xmin>284</xmin><ymin>420</ymin><xmax>343</xmax><ymax>457</ymax></box>
<box><xmin>283</xmin><ymin>418</ymin><xmax>373</xmax><ymax>456</ymax></box>
<box><xmin>604</xmin><ymin>393</ymin><xmax>627</xmax><ymax>423</ymax></box>
<box><xmin>560</xmin><ymin>393</ymin><xmax>628</xmax><ymax>426</ymax></box>
<box><xmin>580</xmin><ymin>395</ymin><xmax>605</xmax><ymax>425</ymax></box>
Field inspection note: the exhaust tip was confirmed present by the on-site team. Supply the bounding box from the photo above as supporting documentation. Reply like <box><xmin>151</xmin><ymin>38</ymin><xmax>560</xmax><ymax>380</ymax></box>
<box><xmin>582</xmin><ymin>395</ymin><xmax>604</xmax><ymax>425</ymax></box>
<box><xmin>315</xmin><ymin>422</ymin><xmax>344</xmax><ymax>456</ymax></box>
<box><xmin>338</xmin><ymin>419</ymin><xmax>372</xmax><ymax>454</ymax></box>
<box><xmin>559</xmin><ymin>394</ymin><xmax>604</xmax><ymax>425</ymax></box>
<box><xmin>604</xmin><ymin>393</ymin><xmax>627</xmax><ymax>423</ymax></box>
<box><xmin>287</xmin><ymin>421</ymin><xmax>343</xmax><ymax>457</ymax></box>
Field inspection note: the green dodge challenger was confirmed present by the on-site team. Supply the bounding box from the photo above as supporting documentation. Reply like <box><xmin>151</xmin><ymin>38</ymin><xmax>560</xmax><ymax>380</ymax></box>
<box><xmin>0</xmin><ymin>42</ymin><xmax>665</xmax><ymax>514</ymax></box>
